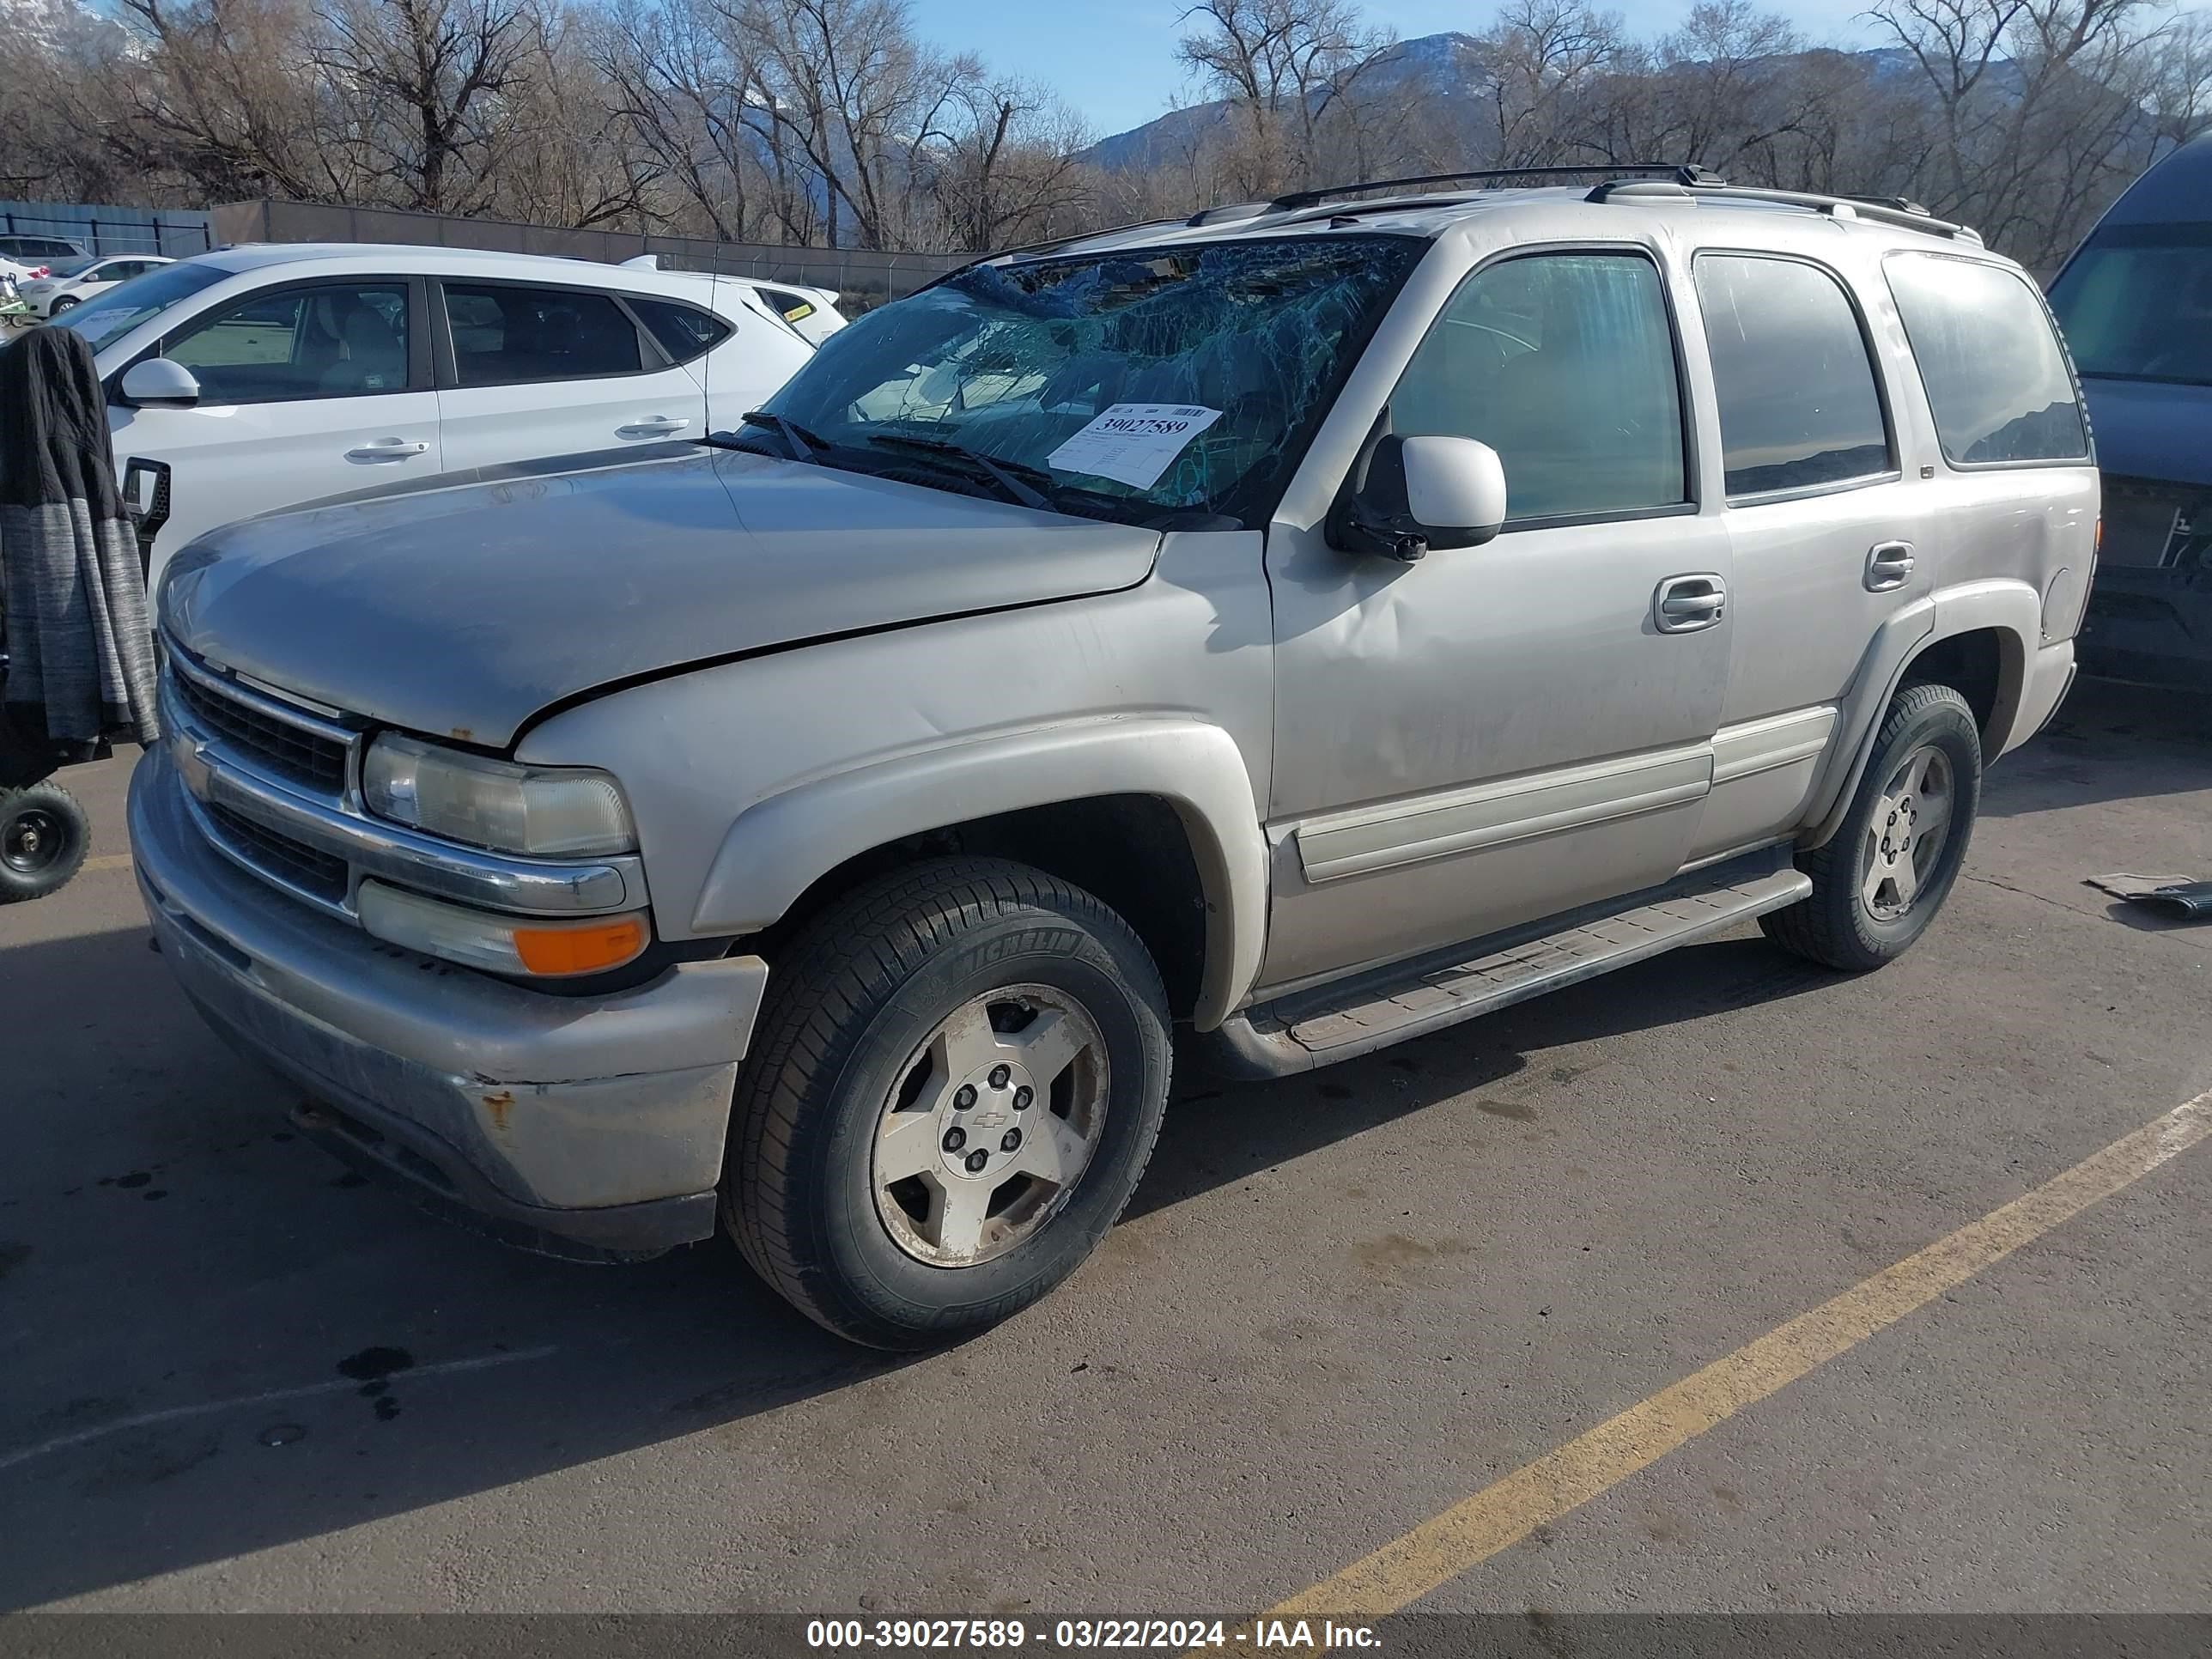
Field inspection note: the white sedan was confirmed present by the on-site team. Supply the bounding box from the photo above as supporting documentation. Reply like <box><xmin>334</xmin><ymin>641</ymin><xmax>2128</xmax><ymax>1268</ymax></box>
<box><xmin>17</xmin><ymin>254</ymin><xmax>174</xmax><ymax>318</ymax></box>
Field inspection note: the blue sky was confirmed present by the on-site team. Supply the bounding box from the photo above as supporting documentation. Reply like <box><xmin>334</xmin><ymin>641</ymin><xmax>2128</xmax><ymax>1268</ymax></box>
<box><xmin>908</xmin><ymin>0</ymin><xmax>1889</xmax><ymax>139</ymax></box>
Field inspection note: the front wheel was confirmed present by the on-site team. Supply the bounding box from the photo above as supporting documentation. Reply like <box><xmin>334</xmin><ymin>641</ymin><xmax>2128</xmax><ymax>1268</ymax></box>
<box><xmin>46</xmin><ymin>295</ymin><xmax>78</xmax><ymax>314</ymax></box>
<box><xmin>1762</xmin><ymin>681</ymin><xmax>1983</xmax><ymax>971</ymax></box>
<box><xmin>0</xmin><ymin>781</ymin><xmax>91</xmax><ymax>902</ymax></box>
<box><xmin>724</xmin><ymin>858</ymin><xmax>1172</xmax><ymax>1349</ymax></box>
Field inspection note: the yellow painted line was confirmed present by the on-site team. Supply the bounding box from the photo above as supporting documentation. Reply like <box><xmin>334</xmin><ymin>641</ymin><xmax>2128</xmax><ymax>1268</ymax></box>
<box><xmin>1267</xmin><ymin>1088</ymin><xmax>2212</xmax><ymax>1621</ymax></box>
<box><xmin>82</xmin><ymin>854</ymin><xmax>134</xmax><ymax>873</ymax></box>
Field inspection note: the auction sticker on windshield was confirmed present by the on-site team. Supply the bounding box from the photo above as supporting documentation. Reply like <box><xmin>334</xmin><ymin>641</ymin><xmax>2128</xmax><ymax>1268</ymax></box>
<box><xmin>1048</xmin><ymin>404</ymin><xmax>1223</xmax><ymax>489</ymax></box>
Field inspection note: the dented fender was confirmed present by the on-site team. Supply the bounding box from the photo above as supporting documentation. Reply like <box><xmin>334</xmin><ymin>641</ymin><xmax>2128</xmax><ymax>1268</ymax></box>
<box><xmin>1802</xmin><ymin>580</ymin><xmax>2040</xmax><ymax>848</ymax></box>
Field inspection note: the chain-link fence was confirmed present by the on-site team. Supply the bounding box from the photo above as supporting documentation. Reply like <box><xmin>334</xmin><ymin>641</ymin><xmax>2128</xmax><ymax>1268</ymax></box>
<box><xmin>210</xmin><ymin>200</ymin><xmax>973</xmax><ymax>310</ymax></box>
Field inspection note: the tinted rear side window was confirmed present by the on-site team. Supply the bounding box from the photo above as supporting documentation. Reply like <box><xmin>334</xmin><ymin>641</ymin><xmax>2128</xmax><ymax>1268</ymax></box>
<box><xmin>445</xmin><ymin>284</ymin><xmax>645</xmax><ymax>386</ymax></box>
<box><xmin>629</xmin><ymin>297</ymin><xmax>732</xmax><ymax>364</ymax></box>
<box><xmin>1695</xmin><ymin>254</ymin><xmax>1891</xmax><ymax>496</ymax></box>
<box><xmin>761</xmin><ymin>287</ymin><xmax>821</xmax><ymax>321</ymax></box>
<box><xmin>1887</xmin><ymin>252</ymin><xmax>2087</xmax><ymax>465</ymax></box>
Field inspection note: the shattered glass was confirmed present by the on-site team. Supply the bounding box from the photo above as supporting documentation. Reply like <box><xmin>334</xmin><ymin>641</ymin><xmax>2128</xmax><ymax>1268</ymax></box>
<box><xmin>752</xmin><ymin>235</ymin><xmax>1424</xmax><ymax>525</ymax></box>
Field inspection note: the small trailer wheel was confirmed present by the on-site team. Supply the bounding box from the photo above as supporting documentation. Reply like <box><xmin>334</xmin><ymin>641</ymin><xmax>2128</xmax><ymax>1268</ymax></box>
<box><xmin>0</xmin><ymin>781</ymin><xmax>92</xmax><ymax>903</ymax></box>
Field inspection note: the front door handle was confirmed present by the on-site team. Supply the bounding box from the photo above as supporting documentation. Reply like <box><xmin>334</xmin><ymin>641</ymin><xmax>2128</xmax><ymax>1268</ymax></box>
<box><xmin>346</xmin><ymin>438</ymin><xmax>428</xmax><ymax>462</ymax></box>
<box><xmin>1865</xmin><ymin>540</ymin><xmax>1916</xmax><ymax>592</ymax></box>
<box><xmin>1655</xmin><ymin>573</ymin><xmax>1727</xmax><ymax>633</ymax></box>
<box><xmin>617</xmin><ymin>416</ymin><xmax>692</xmax><ymax>437</ymax></box>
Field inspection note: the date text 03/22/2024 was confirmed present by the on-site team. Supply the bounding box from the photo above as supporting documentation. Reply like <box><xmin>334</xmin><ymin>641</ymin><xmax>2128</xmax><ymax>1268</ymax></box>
<box><xmin>805</xmin><ymin>1620</ymin><xmax>1382</xmax><ymax>1650</ymax></box>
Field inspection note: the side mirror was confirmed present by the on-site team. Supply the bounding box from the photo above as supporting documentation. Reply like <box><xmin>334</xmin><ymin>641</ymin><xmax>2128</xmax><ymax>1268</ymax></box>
<box><xmin>120</xmin><ymin>357</ymin><xmax>201</xmax><ymax>408</ymax></box>
<box><xmin>1329</xmin><ymin>433</ymin><xmax>1508</xmax><ymax>562</ymax></box>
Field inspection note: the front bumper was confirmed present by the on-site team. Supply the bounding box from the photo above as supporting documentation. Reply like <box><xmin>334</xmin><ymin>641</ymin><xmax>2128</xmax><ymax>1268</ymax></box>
<box><xmin>131</xmin><ymin>745</ymin><xmax>766</xmax><ymax>1259</ymax></box>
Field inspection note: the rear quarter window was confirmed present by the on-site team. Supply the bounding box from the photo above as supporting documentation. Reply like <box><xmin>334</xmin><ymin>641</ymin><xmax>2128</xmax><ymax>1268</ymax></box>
<box><xmin>1885</xmin><ymin>252</ymin><xmax>2087</xmax><ymax>465</ymax></box>
<box><xmin>629</xmin><ymin>296</ymin><xmax>733</xmax><ymax>364</ymax></box>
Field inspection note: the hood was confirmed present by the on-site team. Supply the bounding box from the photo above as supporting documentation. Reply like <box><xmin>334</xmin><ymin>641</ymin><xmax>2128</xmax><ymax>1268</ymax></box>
<box><xmin>161</xmin><ymin>447</ymin><xmax>1161</xmax><ymax>749</ymax></box>
<box><xmin>2079</xmin><ymin>377</ymin><xmax>2212</xmax><ymax>489</ymax></box>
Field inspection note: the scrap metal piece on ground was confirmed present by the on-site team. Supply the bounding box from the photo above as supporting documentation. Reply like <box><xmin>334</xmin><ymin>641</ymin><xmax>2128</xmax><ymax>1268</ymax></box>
<box><xmin>2086</xmin><ymin>872</ymin><xmax>2212</xmax><ymax>918</ymax></box>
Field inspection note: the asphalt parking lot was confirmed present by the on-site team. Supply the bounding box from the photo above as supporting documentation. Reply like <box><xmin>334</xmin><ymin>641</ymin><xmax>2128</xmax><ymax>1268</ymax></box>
<box><xmin>3</xmin><ymin>678</ymin><xmax>2209</xmax><ymax>1618</ymax></box>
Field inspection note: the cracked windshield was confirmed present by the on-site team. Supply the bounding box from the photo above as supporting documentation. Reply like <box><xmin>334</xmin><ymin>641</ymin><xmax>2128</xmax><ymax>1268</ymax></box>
<box><xmin>739</xmin><ymin>235</ymin><xmax>1423</xmax><ymax>524</ymax></box>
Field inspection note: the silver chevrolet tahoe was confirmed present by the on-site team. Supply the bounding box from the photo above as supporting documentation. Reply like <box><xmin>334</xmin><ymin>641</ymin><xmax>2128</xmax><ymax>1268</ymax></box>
<box><xmin>131</xmin><ymin>169</ymin><xmax>2094</xmax><ymax>1347</ymax></box>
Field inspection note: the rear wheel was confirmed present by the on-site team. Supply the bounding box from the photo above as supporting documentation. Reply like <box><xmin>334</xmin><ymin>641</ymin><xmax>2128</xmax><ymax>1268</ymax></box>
<box><xmin>1762</xmin><ymin>682</ymin><xmax>1982</xmax><ymax>971</ymax></box>
<box><xmin>724</xmin><ymin>857</ymin><xmax>1172</xmax><ymax>1349</ymax></box>
<box><xmin>0</xmin><ymin>781</ymin><xmax>91</xmax><ymax>903</ymax></box>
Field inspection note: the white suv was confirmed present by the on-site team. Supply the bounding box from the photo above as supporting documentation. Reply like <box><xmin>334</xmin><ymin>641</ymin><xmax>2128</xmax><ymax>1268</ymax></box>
<box><xmin>53</xmin><ymin>243</ymin><xmax>837</xmax><ymax>584</ymax></box>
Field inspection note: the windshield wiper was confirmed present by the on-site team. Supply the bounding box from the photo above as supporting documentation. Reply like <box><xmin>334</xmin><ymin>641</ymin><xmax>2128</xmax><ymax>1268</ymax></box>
<box><xmin>860</xmin><ymin>433</ymin><xmax>1054</xmax><ymax>512</ymax></box>
<box><xmin>707</xmin><ymin>410</ymin><xmax>830</xmax><ymax>462</ymax></box>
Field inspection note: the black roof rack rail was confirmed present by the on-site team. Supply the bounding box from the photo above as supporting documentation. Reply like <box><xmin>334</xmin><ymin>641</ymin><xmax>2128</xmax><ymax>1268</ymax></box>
<box><xmin>1268</xmin><ymin>163</ymin><xmax>1725</xmax><ymax>214</ymax></box>
<box><xmin>1589</xmin><ymin>178</ymin><xmax>1983</xmax><ymax>245</ymax></box>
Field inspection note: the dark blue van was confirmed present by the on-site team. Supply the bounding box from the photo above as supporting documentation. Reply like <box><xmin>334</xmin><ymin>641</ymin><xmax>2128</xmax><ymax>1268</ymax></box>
<box><xmin>2048</xmin><ymin>132</ymin><xmax>2212</xmax><ymax>687</ymax></box>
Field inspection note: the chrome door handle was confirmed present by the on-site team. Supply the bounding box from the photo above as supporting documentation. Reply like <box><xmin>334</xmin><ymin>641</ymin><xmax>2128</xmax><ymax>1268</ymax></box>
<box><xmin>617</xmin><ymin>416</ymin><xmax>692</xmax><ymax>437</ymax></box>
<box><xmin>1655</xmin><ymin>573</ymin><xmax>1727</xmax><ymax>633</ymax></box>
<box><xmin>1865</xmin><ymin>540</ymin><xmax>1916</xmax><ymax>592</ymax></box>
<box><xmin>346</xmin><ymin>438</ymin><xmax>427</xmax><ymax>461</ymax></box>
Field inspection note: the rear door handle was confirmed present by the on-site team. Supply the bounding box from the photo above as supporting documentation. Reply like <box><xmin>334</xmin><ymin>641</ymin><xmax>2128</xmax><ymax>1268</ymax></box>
<box><xmin>1655</xmin><ymin>573</ymin><xmax>1727</xmax><ymax>633</ymax></box>
<box><xmin>617</xmin><ymin>416</ymin><xmax>692</xmax><ymax>437</ymax></box>
<box><xmin>346</xmin><ymin>438</ymin><xmax>427</xmax><ymax>462</ymax></box>
<box><xmin>1865</xmin><ymin>540</ymin><xmax>1916</xmax><ymax>592</ymax></box>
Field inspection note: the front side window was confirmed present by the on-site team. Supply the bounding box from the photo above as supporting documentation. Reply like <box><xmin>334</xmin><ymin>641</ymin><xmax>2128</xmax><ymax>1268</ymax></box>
<box><xmin>1889</xmin><ymin>252</ymin><xmax>2087</xmax><ymax>465</ymax></box>
<box><xmin>1389</xmin><ymin>250</ymin><xmax>1687</xmax><ymax>521</ymax></box>
<box><xmin>1696</xmin><ymin>254</ymin><xmax>1891</xmax><ymax>496</ymax></box>
<box><xmin>166</xmin><ymin>283</ymin><xmax>410</xmax><ymax>403</ymax></box>
<box><xmin>445</xmin><ymin>284</ymin><xmax>645</xmax><ymax>386</ymax></box>
<box><xmin>750</xmin><ymin>235</ymin><xmax>1422</xmax><ymax>526</ymax></box>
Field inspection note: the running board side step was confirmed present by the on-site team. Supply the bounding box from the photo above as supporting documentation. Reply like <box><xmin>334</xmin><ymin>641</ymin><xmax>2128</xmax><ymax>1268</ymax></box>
<box><xmin>1198</xmin><ymin>855</ymin><xmax>1811</xmax><ymax>1079</ymax></box>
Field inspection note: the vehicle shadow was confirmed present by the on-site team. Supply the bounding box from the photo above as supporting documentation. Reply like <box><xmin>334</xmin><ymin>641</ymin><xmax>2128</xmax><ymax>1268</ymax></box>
<box><xmin>0</xmin><ymin>919</ymin><xmax>1834</xmax><ymax>1609</ymax></box>
<box><xmin>1135</xmin><ymin>935</ymin><xmax>1840</xmax><ymax>1219</ymax></box>
<box><xmin>1982</xmin><ymin>677</ymin><xmax>2212</xmax><ymax>819</ymax></box>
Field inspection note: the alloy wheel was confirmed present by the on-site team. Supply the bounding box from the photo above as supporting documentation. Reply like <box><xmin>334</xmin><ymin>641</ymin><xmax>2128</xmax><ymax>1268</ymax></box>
<box><xmin>1860</xmin><ymin>743</ymin><xmax>1954</xmax><ymax>921</ymax></box>
<box><xmin>871</xmin><ymin>985</ymin><xmax>1109</xmax><ymax>1268</ymax></box>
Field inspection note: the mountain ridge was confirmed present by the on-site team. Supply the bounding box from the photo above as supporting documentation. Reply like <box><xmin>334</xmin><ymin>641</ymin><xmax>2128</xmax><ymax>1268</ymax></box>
<box><xmin>1075</xmin><ymin>33</ymin><xmax>1980</xmax><ymax>176</ymax></box>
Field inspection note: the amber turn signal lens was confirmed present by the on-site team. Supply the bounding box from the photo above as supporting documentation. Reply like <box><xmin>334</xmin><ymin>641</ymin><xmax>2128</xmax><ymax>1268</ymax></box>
<box><xmin>513</xmin><ymin>917</ymin><xmax>649</xmax><ymax>976</ymax></box>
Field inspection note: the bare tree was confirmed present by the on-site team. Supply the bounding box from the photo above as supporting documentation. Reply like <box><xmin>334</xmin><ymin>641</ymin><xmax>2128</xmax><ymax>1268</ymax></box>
<box><xmin>1175</xmin><ymin>0</ymin><xmax>1396</xmax><ymax>195</ymax></box>
<box><xmin>1867</xmin><ymin>0</ymin><xmax>2167</xmax><ymax>265</ymax></box>
<box><xmin>923</xmin><ymin>78</ymin><xmax>1095</xmax><ymax>249</ymax></box>
<box><xmin>1472</xmin><ymin>0</ymin><xmax>1627</xmax><ymax>168</ymax></box>
<box><xmin>313</xmin><ymin>0</ymin><xmax>535</xmax><ymax>213</ymax></box>
<box><xmin>3</xmin><ymin>0</ymin><xmax>2204</xmax><ymax>270</ymax></box>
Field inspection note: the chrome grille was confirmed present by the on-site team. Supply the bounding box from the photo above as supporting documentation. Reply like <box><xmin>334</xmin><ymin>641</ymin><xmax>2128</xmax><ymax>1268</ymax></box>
<box><xmin>169</xmin><ymin>661</ymin><xmax>351</xmax><ymax>794</ymax></box>
<box><xmin>205</xmin><ymin>803</ymin><xmax>350</xmax><ymax>904</ymax></box>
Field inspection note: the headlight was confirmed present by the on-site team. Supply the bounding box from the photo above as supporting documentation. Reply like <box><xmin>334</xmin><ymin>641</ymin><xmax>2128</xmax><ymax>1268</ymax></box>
<box><xmin>362</xmin><ymin>733</ymin><xmax>635</xmax><ymax>857</ymax></box>
<box><xmin>358</xmin><ymin>881</ymin><xmax>648</xmax><ymax>978</ymax></box>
